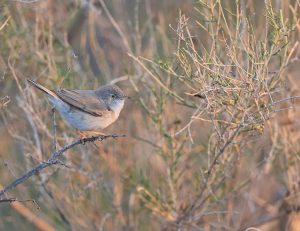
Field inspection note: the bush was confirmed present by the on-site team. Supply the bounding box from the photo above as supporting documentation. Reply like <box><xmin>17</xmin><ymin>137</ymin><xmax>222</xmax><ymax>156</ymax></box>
<box><xmin>0</xmin><ymin>0</ymin><xmax>300</xmax><ymax>230</ymax></box>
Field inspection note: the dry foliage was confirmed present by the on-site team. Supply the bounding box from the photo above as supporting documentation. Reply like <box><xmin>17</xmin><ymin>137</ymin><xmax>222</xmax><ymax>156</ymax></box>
<box><xmin>1</xmin><ymin>0</ymin><xmax>300</xmax><ymax>231</ymax></box>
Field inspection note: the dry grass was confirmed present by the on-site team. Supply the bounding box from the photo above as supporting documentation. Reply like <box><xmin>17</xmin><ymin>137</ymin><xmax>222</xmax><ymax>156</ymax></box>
<box><xmin>1</xmin><ymin>0</ymin><xmax>300</xmax><ymax>230</ymax></box>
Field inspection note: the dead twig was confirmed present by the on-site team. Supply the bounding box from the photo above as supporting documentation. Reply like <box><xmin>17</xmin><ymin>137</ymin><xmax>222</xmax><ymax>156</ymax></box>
<box><xmin>0</xmin><ymin>134</ymin><xmax>125</xmax><ymax>199</ymax></box>
<box><xmin>51</xmin><ymin>107</ymin><xmax>57</xmax><ymax>151</ymax></box>
<box><xmin>0</xmin><ymin>197</ymin><xmax>33</xmax><ymax>204</ymax></box>
<box><xmin>0</xmin><ymin>197</ymin><xmax>39</xmax><ymax>208</ymax></box>
<box><xmin>175</xmin><ymin>124</ymin><xmax>242</xmax><ymax>226</ymax></box>
<box><xmin>0</xmin><ymin>96</ymin><xmax>10</xmax><ymax>109</ymax></box>
<box><xmin>271</xmin><ymin>95</ymin><xmax>300</xmax><ymax>106</ymax></box>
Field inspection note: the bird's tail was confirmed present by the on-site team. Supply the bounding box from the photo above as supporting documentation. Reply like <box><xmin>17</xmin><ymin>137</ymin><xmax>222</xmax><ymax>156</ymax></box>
<box><xmin>27</xmin><ymin>79</ymin><xmax>57</xmax><ymax>98</ymax></box>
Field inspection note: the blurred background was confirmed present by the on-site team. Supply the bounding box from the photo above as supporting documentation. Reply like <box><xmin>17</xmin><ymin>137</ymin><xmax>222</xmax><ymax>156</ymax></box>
<box><xmin>1</xmin><ymin>0</ymin><xmax>300</xmax><ymax>230</ymax></box>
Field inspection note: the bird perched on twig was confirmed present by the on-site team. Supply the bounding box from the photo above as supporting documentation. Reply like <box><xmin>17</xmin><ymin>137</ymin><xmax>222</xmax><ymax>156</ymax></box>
<box><xmin>27</xmin><ymin>79</ymin><xmax>126</xmax><ymax>137</ymax></box>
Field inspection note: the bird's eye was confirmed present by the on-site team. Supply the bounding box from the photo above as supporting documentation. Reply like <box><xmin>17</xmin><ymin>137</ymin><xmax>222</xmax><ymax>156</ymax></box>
<box><xmin>111</xmin><ymin>94</ymin><xmax>115</xmax><ymax>99</ymax></box>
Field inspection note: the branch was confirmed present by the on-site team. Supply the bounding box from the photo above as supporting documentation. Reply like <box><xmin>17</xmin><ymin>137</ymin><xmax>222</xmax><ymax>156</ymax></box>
<box><xmin>271</xmin><ymin>95</ymin><xmax>300</xmax><ymax>105</ymax></box>
<box><xmin>0</xmin><ymin>197</ymin><xmax>39</xmax><ymax>207</ymax></box>
<box><xmin>0</xmin><ymin>134</ymin><xmax>125</xmax><ymax>199</ymax></box>
<box><xmin>175</xmin><ymin>124</ymin><xmax>242</xmax><ymax>225</ymax></box>
<box><xmin>0</xmin><ymin>96</ymin><xmax>10</xmax><ymax>109</ymax></box>
<box><xmin>52</xmin><ymin>107</ymin><xmax>57</xmax><ymax>151</ymax></box>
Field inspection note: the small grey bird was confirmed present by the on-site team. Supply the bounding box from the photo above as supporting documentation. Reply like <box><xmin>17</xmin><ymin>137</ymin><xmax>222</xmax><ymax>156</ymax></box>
<box><xmin>27</xmin><ymin>79</ymin><xmax>126</xmax><ymax>136</ymax></box>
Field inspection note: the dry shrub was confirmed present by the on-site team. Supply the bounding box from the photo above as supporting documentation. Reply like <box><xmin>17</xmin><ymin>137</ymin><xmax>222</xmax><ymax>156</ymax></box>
<box><xmin>0</xmin><ymin>0</ymin><xmax>300</xmax><ymax>231</ymax></box>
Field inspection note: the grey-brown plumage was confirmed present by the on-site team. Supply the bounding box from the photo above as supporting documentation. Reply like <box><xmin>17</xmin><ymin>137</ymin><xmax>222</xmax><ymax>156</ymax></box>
<box><xmin>27</xmin><ymin>79</ymin><xmax>126</xmax><ymax>131</ymax></box>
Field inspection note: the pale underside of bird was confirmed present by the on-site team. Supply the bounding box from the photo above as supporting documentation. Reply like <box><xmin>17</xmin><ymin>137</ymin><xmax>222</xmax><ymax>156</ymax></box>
<box><xmin>27</xmin><ymin>79</ymin><xmax>125</xmax><ymax>133</ymax></box>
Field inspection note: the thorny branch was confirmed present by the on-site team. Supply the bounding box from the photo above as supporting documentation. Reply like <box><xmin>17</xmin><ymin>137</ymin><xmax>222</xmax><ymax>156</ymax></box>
<box><xmin>0</xmin><ymin>134</ymin><xmax>125</xmax><ymax>199</ymax></box>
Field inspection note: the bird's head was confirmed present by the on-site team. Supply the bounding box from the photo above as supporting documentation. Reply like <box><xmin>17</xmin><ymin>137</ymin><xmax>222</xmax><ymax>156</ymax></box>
<box><xmin>96</xmin><ymin>85</ymin><xmax>126</xmax><ymax>112</ymax></box>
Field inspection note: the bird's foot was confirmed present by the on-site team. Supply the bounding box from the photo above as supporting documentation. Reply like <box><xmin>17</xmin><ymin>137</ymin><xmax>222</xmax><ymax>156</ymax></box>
<box><xmin>76</xmin><ymin>130</ymin><xmax>88</xmax><ymax>144</ymax></box>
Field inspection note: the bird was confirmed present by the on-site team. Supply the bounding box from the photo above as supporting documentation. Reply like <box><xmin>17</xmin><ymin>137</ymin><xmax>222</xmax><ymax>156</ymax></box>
<box><xmin>27</xmin><ymin>79</ymin><xmax>126</xmax><ymax>137</ymax></box>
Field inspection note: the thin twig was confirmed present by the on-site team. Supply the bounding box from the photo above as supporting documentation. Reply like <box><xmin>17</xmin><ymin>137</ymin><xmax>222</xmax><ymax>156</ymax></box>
<box><xmin>0</xmin><ymin>134</ymin><xmax>125</xmax><ymax>199</ymax></box>
<box><xmin>52</xmin><ymin>107</ymin><xmax>57</xmax><ymax>151</ymax></box>
<box><xmin>176</xmin><ymin>124</ymin><xmax>242</xmax><ymax>225</ymax></box>
<box><xmin>132</xmin><ymin>136</ymin><xmax>162</xmax><ymax>149</ymax></box>
<box><xmin>238</xmin><ymin>210</ymin><xmax>289</xmax><ymax>231</ymax></box>
<box><xmin>98</xmin><ymin>0</ymin><xmax>132</xmax><ymax>53</ymax></box>
<box><xmin>17</xmin><ymin>97</ymin><xmax>43</xmax><ymax>161</ymax></box>
<box><xmin>0</xmin><ymin>197</ymin><xmax>39</xmax><ymax>207</ymax></box>
<box><xmin>40</xmin><ymin>182</ymin><xmax>72</xmax><ymax>227</ymax></box>
<box><xmin>0</xmin><ymin>96</ymin><xmax>10</xmax><ymax>109</ymax></box>
<box><xmin>271</xmin><ymin>95</ymin><xmax>300</xmax><ymax>105</ymax></box>
<box><xmin>0</xmin><ymin>16</ymin><xmax>11</xmax><ymax>31</ymax></box>
<box><xmin>0</xmin><ymin>198</ymin><xmax>18</xmax><ymax>203</ymax></box>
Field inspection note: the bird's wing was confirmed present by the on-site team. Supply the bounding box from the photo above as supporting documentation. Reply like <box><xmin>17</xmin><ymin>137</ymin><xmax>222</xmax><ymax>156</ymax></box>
<box><xmin>54</xmin><ymin>89</ymin><xmax>108</xmax><ymax>117</ymax></box>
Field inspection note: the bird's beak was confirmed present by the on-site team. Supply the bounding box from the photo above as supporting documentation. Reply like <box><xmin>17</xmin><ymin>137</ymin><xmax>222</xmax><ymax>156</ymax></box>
<box><xmin>123</xmin><ymin>95</ymin><xmax>131</xmax><ymax>100</ymax></box>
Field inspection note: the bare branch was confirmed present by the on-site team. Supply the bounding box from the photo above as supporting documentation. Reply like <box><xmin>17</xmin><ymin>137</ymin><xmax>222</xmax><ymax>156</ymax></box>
<box><xmin>0</xmin><ymin>96</ymin><xmax>10</xmax><ymax>109</ymax></box>
<box><xmin>0</xmin><ymin>197</ymin><xmax>39</xmax><ymax>207</ymax></box>
<box><xmin>51</xmin><ymin>107</ymin><xmax>57</xmax><ymax>152</ymax></box>
<box><xmin>0</xmin><ymin>134</ymin><xmax>125</xmax><ymax>199</ymax></box>
<box><xmin>176</xmin><ymin>124</ymin><xmax>242</xmax><ymax>225</ymax></box>
<box><xmin>98</xmin><ymin>0</ymin><xmax>132</xmax><ymax>53</ymax></box>
<box><xmin>271</xmin><ymin>95</ymin><xmax>300</xmax><ymax>106</ymax></box>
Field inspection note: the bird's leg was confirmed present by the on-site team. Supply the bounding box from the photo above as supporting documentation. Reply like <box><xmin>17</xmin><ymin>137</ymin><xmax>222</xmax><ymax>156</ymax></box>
<box><xmin>76</xmin><ymin>130</ymin><xmax>106</xmax><ymax>144</ymax></box>
<box><xmin>76</xmin><ymin>129</ymin><xmax>87</xmax><ymax>144</ymax></box>
<box><xmin>75</xmin><ymin>129</ymin><xmax>86</xmax><ymax>138</ymax></box>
